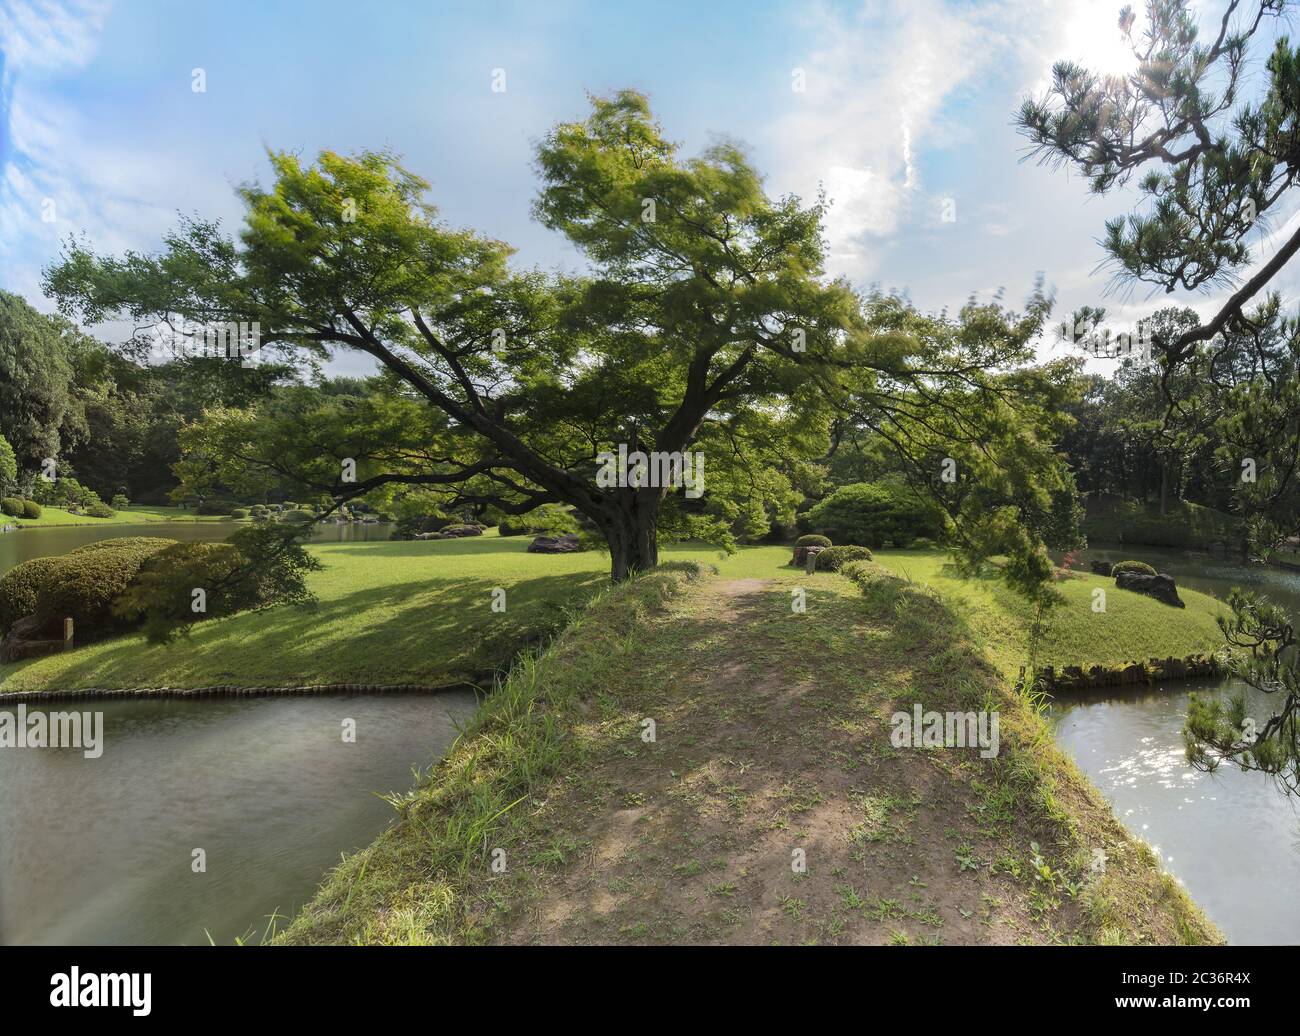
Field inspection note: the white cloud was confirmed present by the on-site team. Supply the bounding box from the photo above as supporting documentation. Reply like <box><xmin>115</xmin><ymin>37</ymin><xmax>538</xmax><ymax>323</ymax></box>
<box><xmin>0</xmin><ymin>0</ymin><xmax>109</xmax><ymax>81</ymax></box>
<box><xmin>770</xmin><ymin>0</ymin><xmax>1035</xmax><ymax>279</ymax></box>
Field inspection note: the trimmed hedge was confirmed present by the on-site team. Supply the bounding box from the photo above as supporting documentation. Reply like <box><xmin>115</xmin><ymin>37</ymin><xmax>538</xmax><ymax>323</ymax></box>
<box><xmin>86</xmin><ymin>502</ymin><xmax>115</xmax><ymax>518</ymax></box>
<box><xmin>30</xmin><ymin>537</ymin><xmax>176</xmax><ymax>642</ymax></box>
<box><xmin>230</xmin><ymin>508</ymin><xmax>251</xmax><ymax>520</ymax></box>
<box><xmin>814</xmin><ymin>544</ymin><xmax>874</xmax><ymax>572</ymax></box>
<box><xmin>1111</xmin><ymin>560</ymin><xmax>1157</xmax><ymax>578</ymax></box>
<box><xmin>0</xmin><ymin>556</ymin><xmax>63</xmax><ymax>635</ymax></box>
<box><xmin>804</xmin><ymin>481</ymin><xmax>942</xmax><ymax>548</ymax></box>
<box><xmin>794</xmin><ymin>534</ymin><xmax>831</xmax><ymax>549</ymax></box>
<box><xmin>1</xmin><ymin>497</ymin><xmax>23</xmax><ymax>517</ymax></box>
<box><xmin>22</xmin><ymin>500</ymin><xmax>41</xmax><ymax>519</ymax></box>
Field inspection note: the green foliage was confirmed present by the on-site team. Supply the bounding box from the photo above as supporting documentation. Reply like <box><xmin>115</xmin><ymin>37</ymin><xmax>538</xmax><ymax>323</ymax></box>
<box><xmin>0</xmin><ymin>556</ymin><xmax>62</xmax><ymax>634</ymax></box>
<box><xmin>32</xmin><ymin>537</ymin><xmax>175</xmax><ymax>642</ymax></box>
<box><xmin>1184</xmin><ymin>588</ymin><xmax>1300</xmax><ymax>793</ymax></box>
<box><xmin>0</xmin><ymin>290</ymin><xmax>78</xmax><ymax>469</ymax></box>
<box><xmin>794</xmin><ymin>534</ymin><xmax>831</xmax><ymax>549</ymax></box>
<box><xmin>805</xmin><ymin>481</ymin><xmax>941</xmax><ymax>548</ymax></box>
<box><xmin>1111</xmin><ymin>560</ymin><xmax>1157</xmax><ymax>578</ymax></box>
<box><xmin>110</xmin><ymin>493</ymin><xmax>130</xmax><ymax>510</ymax></box>
<box><xmin>230</xmin><ymin>507</ymin><xmax>250</xmax><ymax>519</ymax></box>
<box><xmin>86</xmin><ymin>502</ymin><xmax>115</xmax><ymax>518</ymax></box>
<box><xmin>31</xmin><ymin>476</ymin><xmax>104</xmax><ymax>511</ymax></box>
<box><xmin>0</xmin><ymin>497</ymin><xmax>22</xmax><ymax>517</ymax></box>
<box><xmin>113</xmin><ymin>524</ymin><xmax>321</xmax><ymax>644</ymax></box>
<box><xmin>814</xmin><ymin>544</ymin><xmax>874</xmax><ymax>572</ymax></box>
<box><xmin>495</xmin><ymin>504</ymin><xmax>579</xmax><ymax>537</ymax></box>
<box><xmin>21</xmin><ymin>500</ymin><xmax>41</xmax><ymax>519</ymax></box>
<box><xmin>0</xmin><ymin>434</ymin><xmax>16</xmax><ymax>492</ymax></box>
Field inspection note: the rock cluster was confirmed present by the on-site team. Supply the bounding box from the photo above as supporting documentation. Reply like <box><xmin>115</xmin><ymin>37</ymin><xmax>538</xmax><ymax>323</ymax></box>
<box><xmin>1115</xmin><ymin>570</ymin><xmax>1184</xmax><ymax>608</ymax></box>
<box><xmin>527</xmin><ymin>533</ymin><xmax>583</xmax><ymax>554</ymax></box>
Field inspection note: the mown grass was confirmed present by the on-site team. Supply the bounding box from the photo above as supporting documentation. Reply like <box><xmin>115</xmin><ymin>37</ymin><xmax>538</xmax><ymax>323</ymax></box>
<box><xmin>0</xmin><ymin>534</ymin><xmax>793</xmax><ymax>693</ymax></box>
<box><xmin>6</xmin><ymin>505</ymin><xmax>234</xmax><ymax>527</ymax></box>
<box><xmin>873</xmin><ymin>548</ymin><xmax>1227</xmax><ymax>678</ymax></box>
<box><xmin>1</xmin><ymin>538</ymin><xmax>1228</xmax><ymax>693</ymax></box>
<box><xmin>279</xmin><ymin>559</ymin><xmax>1220</xmax><ymax>946</ymax></box>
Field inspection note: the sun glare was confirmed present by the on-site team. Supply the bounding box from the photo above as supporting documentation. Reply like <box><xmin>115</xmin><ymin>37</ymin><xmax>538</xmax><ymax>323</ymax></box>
<box><xmin>1061</xmin><ymin>0</ymin><xmax>1141</xmax><ymax>79</ymax></box>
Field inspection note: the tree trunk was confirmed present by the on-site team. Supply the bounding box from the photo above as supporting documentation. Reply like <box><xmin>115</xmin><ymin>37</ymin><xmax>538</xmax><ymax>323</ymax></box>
<box><xmin>603</xmin><ymin>492</ymin><xmax>661</xmax><ymax>582</ymax></box>
<box><xmin>1159</xmin><ymin>460</ymin><xmax>1170</xmax><ymax>517</ymax></box>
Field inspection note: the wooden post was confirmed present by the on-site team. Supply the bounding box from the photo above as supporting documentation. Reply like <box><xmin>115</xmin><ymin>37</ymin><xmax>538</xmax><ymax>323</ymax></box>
<box><xmin>63</xmin><ymin>617</ymin><xmax>74</xmax><ymax>651</ymax></box>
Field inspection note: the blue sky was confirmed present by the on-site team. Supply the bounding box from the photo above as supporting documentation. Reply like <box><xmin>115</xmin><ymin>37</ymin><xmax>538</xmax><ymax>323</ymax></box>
<box><xmin>2</xmin><ymin>0</ymin><xmax>1296</xmax><ymax>374</ymax></box>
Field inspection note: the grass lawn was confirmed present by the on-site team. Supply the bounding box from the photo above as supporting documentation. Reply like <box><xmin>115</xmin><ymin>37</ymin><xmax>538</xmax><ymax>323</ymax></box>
<box><xmin>0</xmin><ymin>539</ymin><xmax>1229</xmax><ymax>693</ymax></box>
<box><xmin>6</xmin><ymin>505</ymin><xmax>235</xmax><ymax>528</ymax></box>
<box><xmin>873</xmin><ymin>548</ymin><xmax>1228</xmax><ymax>678</ymax></box>
<box><xmin>0</xmin><ymin>534</ymin><xmax>793</xmax><ymax>693</ymax></box>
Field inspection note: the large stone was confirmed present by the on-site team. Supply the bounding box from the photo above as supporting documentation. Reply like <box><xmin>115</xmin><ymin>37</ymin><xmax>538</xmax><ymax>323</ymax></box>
<box><xmin>0</xmin><ymin>614</ymin><xmax>66</xmax><ymax>663</ymax></box>
<box><xmin>1090</xmin><ymin>560</ymin><xmax>1113</xmax><ymax>577</ymax></box>
<box><xmin>1115</xmin><ymin>570</ymin><xmax>1185</xmax><ymax>608</ymax></box>
<box><xmin>792</xmin><ymin>544</ymin><xmax>826</xmax><ymax>567</ymax></box>
<box><xmin>527</xmin><ymin>533</ymin><xmax>583</xmax><ymax>554</ymax></box>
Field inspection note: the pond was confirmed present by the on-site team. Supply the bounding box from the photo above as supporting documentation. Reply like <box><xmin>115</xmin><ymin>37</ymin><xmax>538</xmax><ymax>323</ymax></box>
<box><xmin>0</xmin><ymin>520</ymin><xmax>478</xmax><ymax>946</ymax></box>
<box><xmin>0</xmin><ymin>690</ymin><xmax>478</xmax><ymax>944</ymax></box>
<box><xmin>1049</xmin><ymin>545</ymin><xmax>1300</xmax><ymax>944</ymax></box>
<box><xmin>0</xmin><ymin>518</ymin><xmax>393</xmax><ymax>576</ymax></box>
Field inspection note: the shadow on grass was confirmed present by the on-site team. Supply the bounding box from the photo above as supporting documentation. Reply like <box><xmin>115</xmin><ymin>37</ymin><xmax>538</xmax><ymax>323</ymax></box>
<box><xmin>0</xmin><ymin>571</ymin><xmax>607</xmax><ymax>690</ymax></box>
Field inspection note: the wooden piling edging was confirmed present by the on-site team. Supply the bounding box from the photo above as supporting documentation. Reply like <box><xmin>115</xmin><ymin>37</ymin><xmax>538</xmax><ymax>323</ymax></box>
<box><xmin>1021</xmin><ymin>652</ymin><xmax>1224</xmax><ymax>694</ymax></box>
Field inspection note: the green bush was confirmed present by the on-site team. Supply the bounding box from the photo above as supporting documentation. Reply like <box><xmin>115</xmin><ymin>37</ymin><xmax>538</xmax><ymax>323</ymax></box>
<box><xmin>814</xmin><ymin>544</ymin><xmax>874</xmax><ymax>571</ymax></box>
<box><xmin>804</xmin><ymin>481</ymin><xmax>941</xmax><ymax>548</ymax></box>
<box><xmin>31</xmin><ymin>537</ymin><xmax>175</xmax><ymax>642</ymax></box>
<box><xmin>110</xmin><ymin>493</ymin><xmax>130</xmax><ymax>510</ymax></box>
<box><xmin>115</xmin><ymin>524</ymin><xmax>321</xmax><ymax>643</ymax></box>
<box><xmin>282</xmin><ymin>508</ymin><xmax>318</xmax><ymax>524</ymax></box>
<box><xmin>496</xmin><ymin>504</ymin><xmax>579</xmax><ymax>537</ymax></box>
<box><xmin>196</xmin><ymin>499</ymin><xmax>236</xmax><ymax>516</ymax></box>
<box><xmin>794</xmin><ymin>533</ymin><xmax>832</xmax><ymax>549</ymax></box>
<box><xmin>86</xmin><ymin>502</ymin><xmax>115</xmax><ymax>518</ymax></box>
<box><xmin>230</xmin><ymin>508</ymin><xmax>250</xmax><ymax>520</ymax></box>
<box><xmin>22</xmin><ymin>500</ymin><xmax>42</xmax><ymax>519</ymax></box>
<box><xmin>0</xmin><ymin>556</ymin><xmax>63</xmax><ymax>635</ymax></box>
<box><xmin>1</xmin><ymin>497</ymin><xmax>23</xmax><ymax>517</ymax></box>
<box><xmin>1112</xmin><ymin>560</ymin><xmax>1157</xmax><ymax>578</ymax></box>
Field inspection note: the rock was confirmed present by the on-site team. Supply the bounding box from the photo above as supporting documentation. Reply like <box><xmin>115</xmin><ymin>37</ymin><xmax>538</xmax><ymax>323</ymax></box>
<box><xmin>527</xmin><ymin>533</ymin><xmax>583</xmax><ymax>554</ymax></box>
<box><xmin>792</xmin><ymin>545</ymin><xmax>826</xmax><ymax>567</ymax></box>
<box><xmin>0</xmin><ymin>614</ymin><xmax>66</xmax><ymax>663</ymax></box>
<box><xmin>1115</xmin><ymin>570</ymin><xmax>1185</xmax><ymax>608</ymax></box>
<box><xmin>1090</xmin><ymin>560</ymin><xmax>1113</xmax><ymax>577</ymax></box>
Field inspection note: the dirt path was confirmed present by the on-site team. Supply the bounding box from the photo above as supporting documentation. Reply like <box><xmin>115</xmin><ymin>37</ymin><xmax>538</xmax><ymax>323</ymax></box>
<box><xmin>484</xmin><ymin>572</ymin><xmax>1096</xmax><ymax>945</ymax></box>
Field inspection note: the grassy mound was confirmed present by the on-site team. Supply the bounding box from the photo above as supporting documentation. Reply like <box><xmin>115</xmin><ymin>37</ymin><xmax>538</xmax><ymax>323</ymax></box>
<box><xmin>279</xmin><ymin>558</ymin><xmax>1217</xmax><ymax>946</ymax></box>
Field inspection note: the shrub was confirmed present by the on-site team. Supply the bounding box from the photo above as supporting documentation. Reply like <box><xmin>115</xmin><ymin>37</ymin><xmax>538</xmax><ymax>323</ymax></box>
<box><xmin>804</xmin><ymin>481</ymin><xmax>942</xmax><ymax>548</ymax></box>
<box><xmin>0</xmin><ymin>556</ymin><xmax>62</xmax><ymax>635</ymax></box>
<box><xmin>794</xmin><ymin>534</ymin><xmax>832</xmax><ymax>549</ymax></box>
<box><xmin>31</xmin><ymin>537</ymin><xmax>175</xmax><ymax>642</ymax></box>
<box><xmin>814</xmin><ymin>544</ymin><xmax>874</xmax><ymax>572</ymax></box>
<box><xmin>86</xmin><ymin>502</ymin><xmax>115</xmax><ymax>518</ymax></box>
<box><xmin>0</xmin><ymin>434</ymin><xmax>16</xmax><ymax>494</ymax></box>
<box><xmin>496</xmin><ymin>504</ymin><xmax>579</xmax><ymax>537</ymax></box>
<box><xmin>1111</xmin><ymin>560</ymin><xmax>1157</xmax><ymax>578</ymax></box>
<box><xmin>110</xmin><ymin>493</ymin><xmax>130</xmax><ymax>510</ymax></box>
<box><xmin>1</xmin><ymin>497</ymin><xmax>23</xmax><ymax>517</ymax></box>
<box><xmin>230</xmin><ymin>508</ymin><xmax>250</xmax><ymax>520</ymax></box>
<box><xmin>394</xmin><ymin>514</ymin><xmax>447</xmax><ymax>540</ymax></box>
<box><xmin>282</xmin><ymin>508</ymin><xmax>319</xmax><ymax>524</ymax></box>
<box><xmin>21</xmin><ymin>500</ymin><xmax>41</xmax><ymax>519</ymax></box>
<box><xmin>115</xmin><ymin>524</ymin><xmax>321</xmax><ymax>643</ymax></box>
<box><xmin>196</xmin><ymin>499</ymin><xmax>236</xmax><ymax>516</ymax></box>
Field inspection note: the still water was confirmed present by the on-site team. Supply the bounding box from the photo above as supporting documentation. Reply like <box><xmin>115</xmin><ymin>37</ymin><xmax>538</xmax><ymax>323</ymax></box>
<box><xmin>0</xmin><ymin>520</ymin><xmax>475</xmax><ymax>946</ymax></box>
<box><xmin>1050</xmin><ymin>545</ymin><xmax>1300</xmax><ymax>944</ymax></box>
<box><xmin>0</xmin><ymin>518</ymin><xmax>393</xmax><ymax>575</ymax></box>
<box><xmin>0</xmin><ymin>691</ymin><xmax>478</xmax><ymax>944</ymax></box>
